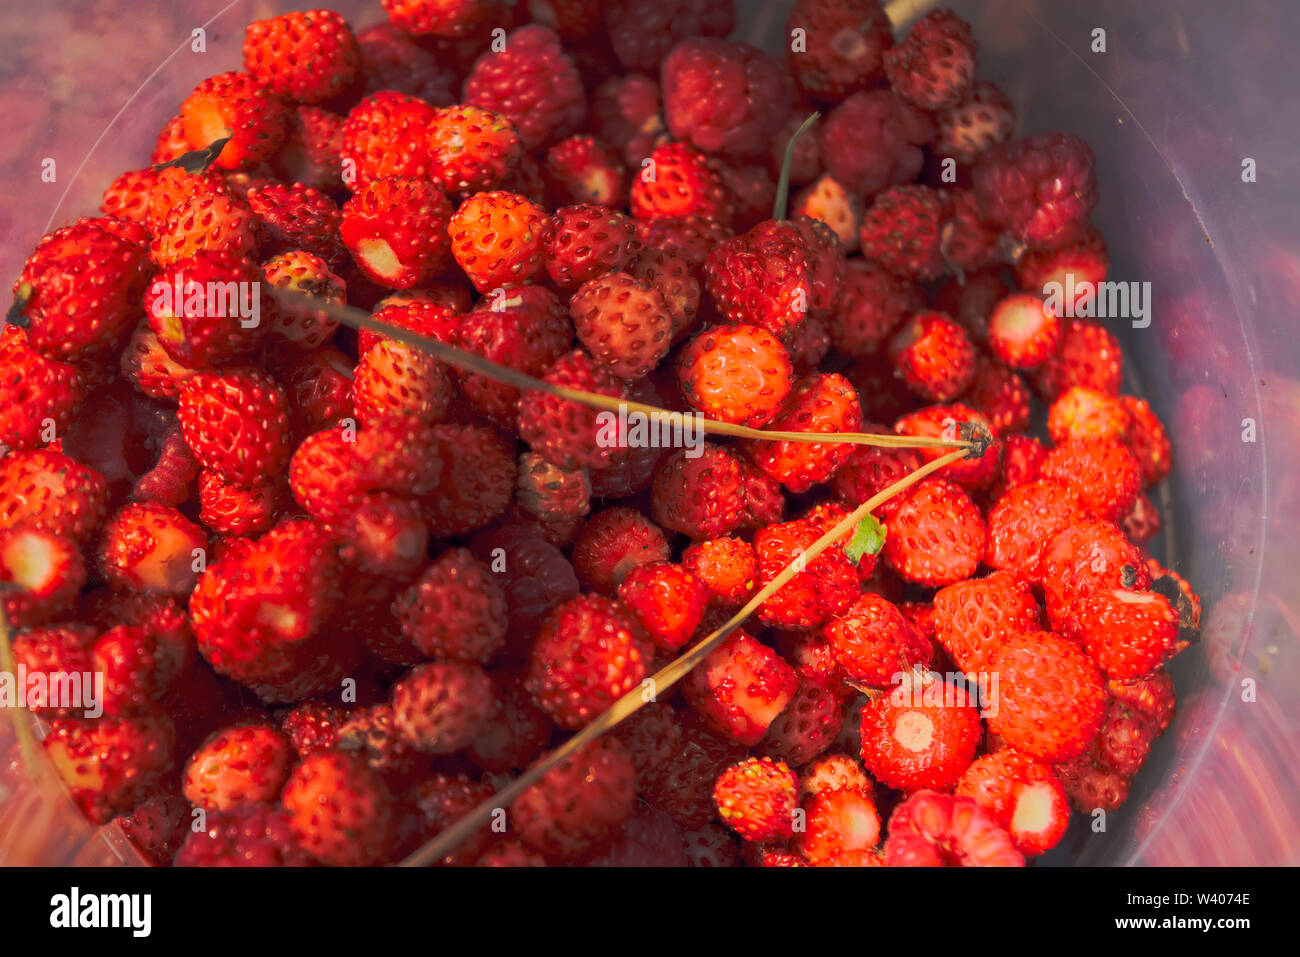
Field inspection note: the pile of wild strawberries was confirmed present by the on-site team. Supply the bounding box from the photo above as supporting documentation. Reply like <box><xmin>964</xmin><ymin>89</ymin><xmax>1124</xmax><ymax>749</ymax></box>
<box><xmin>1</xmin><ymin>0</ymin><xmax>1199</xmax><ymax>867</ymax></box>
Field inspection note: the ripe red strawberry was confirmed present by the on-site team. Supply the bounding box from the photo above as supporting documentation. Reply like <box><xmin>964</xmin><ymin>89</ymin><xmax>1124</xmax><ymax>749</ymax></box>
<box><xmin>43</xmin><ymin>712</ymin><xmax>176</xmax><ymax>823</ymax></box>
<box><xmin>334</xmin><ymin>703</ymin><xmax>424</xmax><ymax>782</ymax></box>
<box><xmin>1034</xmin><ymin>318</ymin><xmax>1123</xmax><ymax>399</ymax></box>
<box><xmin>341</xmin><ymin>177</ymin><xmax>453</xmax><ymax>289</ymax></box>
<box><xmin>543</xmin><ymin>135</ymin><xmax>627</xmax><ymax>208</ymax></box>
<box><xmin>543</xmin><ymin>203</ymin><xmax>640</xmax><ymax>287</ymax></box>
<box><xmin>0</xmin><ymin>527</ymin><xmax>86</xmax><ymax>628</ymax></box>
<box><xmin>352</xmin><ymin>338</ymin><xmax>454</xmax><ymax>427</ymax></box>
<box><xmin>734</xmin><ymin>443</ymin><xmax>789</xmax><ymax>530</ymax></box>
<box><xmin>893</xmin><ymin>402</ymin><xmax>1000</xmax><ymax>490</ymax></box>
<box><xmin>392</xmin><ymin>661</ymin><xmax>495</xmax><ymax>753</ymax></box>
<box><xmin>145</xmin><ymin>166</ymin><xmax>228</xmax><ymax>233</ymax></box>
<box><xmin>932</xmin><ymin>570</ymin><xmax>1040</xmax><ymax>674</ymax></box>
<box><xmin>393</xmin><ymin>548</ymin><xmax>507</xmax><ymax>664</ymax></box>
<box><xmin>100</xmin><ymin>167</ymin><xmax>159</xmax><ymax>225</ymax></box>
<box><xmin>572</xmin><ymin>506</ymin><xmax>670</xmax><ymax>594</ymax></box>
<box><xmin>630</xmin><ymin>142</ymin><xmax>733</xmax><ymax>223</ymax></box>
<box><xmin>517</xmin><ymin>349</ymin><xmax>627</xmax><ymax>471</ymax></box>
<box><xmin>932</xmin><ymin>80</ymin><xmax>1015</xmax><ymax>164</ymax></box>
<box><xmin>570</xmin><ymin>271</ymin><xmax>673</xmax><ymax>379</ymax></box>
<box><xmin>889</xmin><ymin>311</ymin><xmax>976</xmax><ymax>402</ymax></box>
<box><xmin>333</xmin><ymin>493</ymin><xmax>429</xmax><ymax>577</ymax></box>
<box><xmin>418</xmin><ymin>423</ymin><xmax>516</xmax><ymax>536</ymax></box>
<box><xmin>685</xmin><ymin>632</ymin><xmax>799</xmax><ymax>745</ymax></box>
<box><xmin>449</xmin><ymin>189</ymin><xmax>548</xmax><ymax>291</ymax></box>
<box><xmin>1120</xmin><ymin>395</ymin><xmax>1173</xmax><ymax>486</ymax></box>
<box><xmin>996</xmin><ymin>434</ymin><xmax>1047</xmax><ymax>493</ymax></box>
<box><xmin>661</xmin><ymin>38</ymin><xmax>787</xmax><ymax>159</ymax></box>
<box><xmin>988</xmin><ymin>293</ymin><xmax>1061</xmax><ymax>370</ymax></box>
<box><xmin>705</xmin><ymin>220</ymin><xmax>812</xmax><ymax>339</ymax></box>
<box><xmin>278</xmin><ymin>105</ymin><xmax>344</xmax><ymax>191</ymax></box>
<box><xmin>260</xmin><ymin>251</ymin><xmax>344</xmax><ymax>350</ymax></box>
<box><xmin>1040</xmin><ymin>438</ymin><xmax>1141</xmax><ymax>522</ymax></box>
<box><xmin>281</xmin><ymin>751</ymin><xmax>393</xmax><ymax>866</ymax></box>
<box><xmin>819</xmin><ymin>90</ymin><xmax>931</xmax><ymax>198</ymax></box>
<box><xmin>650</xmin><ymin>444</ymin><xmax>744</xmax><ymax>541</ymax></box>
<box><xmin>151</xmin><ymin>113</ymin><xmax>191</xmax><ymax>165</ymax></box>
<box><xmin>883</xmin><ymin>8</ymin><xmax>977</xmax><ymax>111</ymax></box>
<box><xmin>0</xmin><ymin>324</ymin><xmax>87</xmax><ymax>452</ymax></box>
<box><xmin>198</xmin><ymin>470</ymin><xmax>279</xmax><ymax>537</ymax></box>
<box><xmin>183</xmin><ymin>722</ymin><xmax>293</xmax><ymax>811</ymax></box>
<box><xmin>464</xmin><ymin>24</ymin><xmax>585</xmax><ymax>150</ymax></box>
<box><xmin>682</xmin><ymin>536</ymin><xmax>757</xmax><ymax>606</ymax></box>
<box><xmin>12</xmin><ymin>219</ymin><xmax>150</xmax><ymax>362</ymax></box>
<box><xmin>425</xmin><ymin>104</ymin><xmax>523</xmax><ymax>194</ymax></box>
<box><xmin>278</xmin><ymin>700</ymin><xmax>345</xmax><ymax>757</ymax></box>
<box><xmin>1047</xmin><ymin>386</ymin><xmax>1130</xmax><ymax>446</ymax></box>
<box><xmin>885</xmin><ymin>790</ymin><xmax>1024</xmax><ymax>867</ymax></box>
<box><xmin>984</xmin><ymin>478</ymin><xmax>1086</xmax><ymax>575</ymax></box>
<box><xmin>97</xmin><ymin>501</ymin><xmax>207</xmax><ymax>595</ymax></box>
<box><xmin>955</xmin><ymin>751</ymin><xmax>1071</xmax><ymax>855</ymax></box>
<box><xmin>380</xmin><ymin>0</ymin><xmax>503</xmax><ymax>37</ymax></box>
<box><xmin>516</xmin><ymin>452</ymin><xmax>591</xmax><ymax>525</ymax></box>
<box><xmin>9</xmin><ymin>624</ymin><xmax>95</xmax><ymax>716</ymax></box>
<box><xmin>785</xmin><ymin>0</ymin><xmax>892</xmax><ymax>101</ymax></box>
<box><xmin>860</xmin><ymin>185</ymin><xmax>952</xmax><ymax>281</ymax></box>
<box><xmin>245</xmin><ymin>181</ymin><xmax>344</xmax><ymax>265</ymax></box>
<box><xmin>974</xmin><ymin>132</ymin><xmax>1098</xmax><ymax>249</ymax></box>
<box><xmin>340</xmin><ymin>91</ymin><xmax>438</xmax><ymax>188</ymax></box>
<box><xmin>883</xmin><ymin>478</ymin><xmax>984</xmax><ymax>587</ymax></box>
<box><xmin>524</xmin><ymin>593</ymin><xmax>651</xmax><ymax>729</ymax></box>
<box><xmin>800</xmin><ymin>752</ymin><xmax>872</xmax><ymax>801</ymax></box>
<box><xmin>468</xmin><ymin>672</ymin><xmax>551</xmax><ymax>773</ymax></box>
<box><xmin>1035</xmin><ymin>518</ymin><xmax>1150</xmax><ymax>634</ymax></box>
<box><xmin>0</xmin><ymin>449</ymin><xmax>109</xmax><ymax>543</ymax></box>
<box><xmin>754</xmin><ymin>518</ymin><xmax>860</xmax><ymax>629</ymax></box>
<box><xmin>829</xmin><ymin>439</ymin><xmax>920</xmax><ymax>522</ymax></box>
<box><xmin>178</xmin><ymin>71</ymin><xmax>287</xmax><ymax>171</ymax></box>
<box><xmin>792</xmin><ymin>174</ymin><xmax>863</xmax><ymax>252</ymax></box>
<box><xmin>177</xmin><ymin>368</ymin><xmax>291</xmax><ymax>487</ymax></box>
<box><xmin>1077</xmin><ymin>588</ymin><xmax>1180</xmax><ymax>679</ymax></box>
<box><xmin>714</xmin><ymin>756</ymin><xmax>799</xmax><ymax>842</ymax></box>
<box><xmin>677</xmin><ymin>324</ymin><xmax>794</xmax><ymax>427</ymax></box>
<box><xmin>746</xmin><ymin>372</ymin><xmax>863</xmax><ymax>493</ymax></box>
<box><xmin>243</xmin><ymin>10</ymin><xmax>359</xmax><ymax>104</ymax></box>
<box><xmin>823</xmin><ymin>592</ymin><xmax>934</xmax><ymax>688</ymax></box>
<box><xmin>591</xmin><ymin>72</ymin><xmax>665</xmax><ymax>167</ymax></box>
<box><xmin>965</xmin><ymin>358</ymin><xmax>1032</xmax><ymax>437</ymax></box>
<box><xmin>828</xmin><ymin>259</ymin><xmax>921</xmax><ymax>358</ymax></box>
<box><xmin>989</xmin><ymin>630</ymin><xmax>1107</xmax><ymax>762</ymax></box>
<box><xmin>513</xmin><ymin>737</ymin><xmax>636</xmax><ymax>862</ymax></box>
<box><xmin>627</xmin><ymin>246</ymin><xmax>700</xmax><ymax>342</ymax></box>
<box><xmin>617</xmin><ymin>561</ymin><xmax>708</xmax><ymax>652</ymax></box>
<box><xmin>1016</xmin><ymin>225</ymin><xmax>1109</xmax><ymax>308</ymax></box>
<box><xmin>175</xmin><ymin>803</ymin><xmax>308</xmax><ymax>867</ymax></box>
<box><xmin>859</xmin><ymin>676</ymin><xmax>981</xmax><ymax>791</ymax></box>
<box><xmin>798</xmin><ymin>786</ymin><xmax>881</xmax><ymax>863</ymax></box>
<box><xmin>147</xmin><ymin>251</ymin><xmax>264</xmax><ymax>368</ymax></box>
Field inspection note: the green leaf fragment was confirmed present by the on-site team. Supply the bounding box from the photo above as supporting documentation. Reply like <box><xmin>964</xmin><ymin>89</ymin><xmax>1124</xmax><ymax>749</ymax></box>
<box><xmin>844</xmin><ymin>513</ymin><xmax>886</xmax><ymax>566</ymax></box>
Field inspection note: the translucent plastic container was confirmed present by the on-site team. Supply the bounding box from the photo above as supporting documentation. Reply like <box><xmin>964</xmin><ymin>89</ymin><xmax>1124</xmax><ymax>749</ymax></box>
<box><xmin>2</xmin><ymin>0</ymin><xmax>1297</xmax><ymax>866</ymax></box>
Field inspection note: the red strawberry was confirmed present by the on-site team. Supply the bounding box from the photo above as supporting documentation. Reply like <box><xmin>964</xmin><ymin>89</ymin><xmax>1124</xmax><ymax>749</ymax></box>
<box><xmin>823</xmin><ymin>592</ymin><xmax>934</xmax><ymax>688</ymax></box>
<box><xmin>570</xmin><ymin>271</ymin><xmax>673</xmax><ymax>379</ymax></box>
<box><xmin>746</xmin><ymin>372</ymin><xmax>863</xmax><ymax>493</ymax></box>
<box><xmin>883</xmin><ymin>8</ymin><xmax>976</xmax><ymax>110</ymax></box>
<box><xmin>1077</xmin><ymin>588</ymin><xmax>1181</xmax><ymax>679</ymax></box>
<box><xmin>1039</xmin><ymin>438</ymin><xmax>1141</xmax><ymax>522</ymax></box>
<box><xmin>516</xmin><ymin>452</ymin><xmax>591</xmax><ymax>525</ymax></box>
<box><xmin>178</xmin><ymin>368</ymin><xmax>291</xmax><ymax>487</ymax></box>
<box><xmin>799</xmin><ymin>786</ymin><xmax>881</xmax><ymax>863</ymax></box>
<box><xmin>468</xmin><ymin>672</ymin><xmax>552</xmax><ymax>774</ymax></box>
<box><xmin>682</xmin><ymin>824</ymin><xmax>740</xmax><ymax>868</ymax></box>
<box><xmin>988</xmin><ymin>630</ymin><xmax>1107</xmax><ymax>762</ymax></box>
<box><xmin>974</xmin><ymin>132</ymin><xmax>1098</xmax><ymax>249</ymax></box>
<box><xmin>97</xmin><ymin>501</ymin><xmax>207</xmax><ymax>595</ymax></box>
<box><xmin>1047</xmin><ymin>386</ymin><xmax>1130</xmax><ymax>446</ymax></box>
<box><xmin>464</xmin><ymin>24</ymin><xmax>585</xmax><ymax>149</ymax></box>
<box><xmin>543</xmin><ymin>203</ymin><xmax>640</xmax><ymax>288</ymax></box>
<box><xmin>677</xmin><ymin>323</ymin><xmax>794</xmax><ymax>427</ymax></box>
<box><xmin>859</xmin><ymin>675</ymin><xmax>981</xmax><ymax>791</ymax></box>
<box><xmin>12</xmin><ymin>219</ymin><xmax>150</xmax><ymax>362</ymax></box>
<box><xmin>43</xmin><ymin>712</ymin><xmax>176</xmax><ymax>823</ymax></box>
<box><xmin>885</xmin><ymin>790</ymin><xmax>1024</xmax><ymax>867</ymax></box>
<box><xmin>280</xmin><ymin>751</ymin><xmax>393</xmax><ymax>866</ymax></box>
<box><xmin>682</xmin><ymin>536</ymin><xmax>757</xmax><ymax>606</ymax></box>
<box><xmin>617</xmin><ymin>561</ymin><xmax>708</xmax><ymax>652</ymax></box>
<box><xmin>996</xmin><ymin>434</ymin><xmax>1047</xmax><ymax>493</ymax></box>
<box><xmin>243</xmin><ymin>10</ymin><xmax>359</xmax><ymax>104</ymax></box>
<box><xmin>628</xmin><ymin>245</ymin><xmax>700</xmax><ymax>342</ymax></box>
<box><xmin>1120</xmin><ymin>395</ymin><xmax>1173</xmax><ymax>486</ymax></box>
<box><xmin>278</xmin><ymin>700</ymin><xmax>345</xmax><ymax>758</ymax></box>
<box><xmin>1035</xmin><ymin>518</ymin><xmax>1150</xmax><ymax>635</ymax></box>
<box><xmin>828</xmin><ymin>259</ymin><xmax>921</xmax><ymax>358</ymax></box>
<box><xmin>352</xmin><ymin>338</ymin><xmax>454</xmax><ymax>427</ymax></box>
<box><xmin>9</xmin><ymin>624</ymin><xmax>95</xmax><ymax>716</ymax></box>
<box><xmin>630</xmin><ymin>142</ymin><xmax>733</xmax><ymax>223</ymax></box>
<box><xmin>0</xmin><ymin>527</ymin><xmax>86</xmax><ymax>628</ymax></box>
<box><xmin>335</xmin><ymin>703</ymin><xmax>424</xmax><ymax>782</ymax></box>
<box><xmin>183</xmin><ymin>722</ymin><xmax>293</xmax><ymax>811</ymax></box>
<box><xmin>705</xmin><ymin>220</ymin><xmax>812</xmax><ymax>339</ymax></box>
<box><xmin>894</xmin><ymin>402</ymin><xmax>1000</xmax><ymax>490</ymax></box>
<box><xmin>650</xmin><ymin>445</ymin><xmax>745</xmax><ymax>541</ymax></box>
<box><xmin>394</xmin><ymin>548</ymin><xmax>507</xmax><ymax>664</ymax></box>
<box><xmin>198</xmin><ymin>471</ymin><xmax>279</xmax><ymax>537</ymax></box>
<box><xmin>989</xmin><ymin>293</ymin><xmax>1061</xmax><ymax>370</ymax></box>
<box><xmin>449</xmin><ymin>189</ymin><xmax>548</xmax><ymax>291</ymax></box>
<box><xmin>829</xmin><ymin>433</ymin><xmax>921</xmax><ymax>521</ymax></box>
<box><xmin>800</xmin><ymin>752</ymin><xmax>873</xmax><ymax>801</ymax></box>
<box><xmin>392</xmin><ymin>661</ymin><xmax>495</xmax><ymax>753</ymax></box>
<box><xmin>513</xmin><ymin>737</ymin><xmax>636</xmax><ymax>862</ymax></box>
<box><xmin>955</xmin><ymin>749</ymin><xmax>1072</xmax><ymax>855</ymax></box>
<box><xmin>792</xmin><ymin>174</ymin><xmax>863</xmax><ymax>252</ymax></box>
<box><xmin>889</xmin><ymin>311</ymin><xmax>976</xmax><ymax>402</ymax></box>
<box><xmin>883</xmin><ymin>478</ymin><xmax>984</xmax><ymax>587</ymax></box>
<box><xmin>932</xmin><ymin>570</ymin><xmax>1040</xmax><ymax>674</ymax></box>
<box><xmin>1034</xmin><ymin>318</ymin><xmax>1123</xmax><ymax>399</ymax></box>
<box><xmin>661</xmin><ymin>38</ymin><xmax>788</xmax><ymax>159</ymax></box>
<box><xmin>860</xmin><ymin>185</ymin><xmax>952</xmax><ymax>281</ymax></box>
<box><xmin>0</xmin><ymin>324</ymin><xmax>87</xmax><ymax>452</ymax></box>
<box><xmin>151</xmin><ymin>113</ymin><xmax>191</xmax><ymax>165</ymax></box>
<box><xmin>100</xmin><ymin>167</ymin><xmax>159</xmax><ymax>225</ymax></box>
<box><xmin>278</xmin><ymin>105</ymin><xmax>345</xmax><ymax>191</ymax></box>
<box><xmin>1016</xmin><ymin>225</ymin><xmax>1109</xmax><ymax>309</ymax></box>
<box><xmin>426</xmin><ymin>104</ymin><xmax>523</xmax><ymax>194</ymax></box>
<box><xmin>984</xmin><ymin>478</ymin><xmax>1086</xmax><ymax>575</ymax></box>
<box><xmin>933</xmin><ymin>81</ymin><xmax>1015</xmax><ymax>164</ymax></box>
<box><xmin>260</xmin><ymin>251</ymin><xmax>345</xmax><ymax>350</ymax></box>
<box><xmin>0</xmin><ymin>449</ymin><xmax>109</xmax><ymax>543</ymax></box>
<box><xmin>785</xmin><ymin>0</ymin><xmax>893</xmax><ymax>101</ymax></box>
<box><xmin>517</xmin><ymin>349</ymin><xmax>627</xmax><ymax>471</ymax></box>
<box><xmin>380</xmin><ymin>0</ymin><xmax>504</xmax><ymax>37</ymax></box>
<box><xmin>175</xmin><ymin>803</ymin><xmax>308</xmax><ymax>867</ymax></box>
<box><xmin>178</xmin><ymin>71</ymin><xmax>287</xmax><ymax>171</ymax></box>
<box><xmin>572</xmin><ymin>506</ymin><xmax>670</xmax><ymax>594</ymax></box>
<box><xmin>754</xmin><ymin>518</ymin><xmax>860</xmax><ymax>629</ymax></box>
<box><xmin>713</xmin><ymin>756</ymin><xmax>799</xmax><ymax>841</ymax></box>
<box><xmin>965</xmin><ymin>358</ymin><xmax>1032</xmax><ymax>437</ymax></box>
<box><xmin>759</xmin><ymin>673</ymin><xmax>844</xmax><ymax>766</ymax></box>
<box><xmin>543</xmin><ymin>135</ymin><xmax>627</xmax><ymax>208</ymax></box>
<box><xmin>341</xmin><ymin>177</ymin><xmax>453</xmax><ymax>289</ymax></box>
<box><xmin>340</xmin><ymin>91</ymin><xmax>438</xmax><ymax>188</ymax></box>
<box><xmin>819</xmin><ymin>90</ymin><xmax>931</xmax><ymax>198</ymax></box>
<box><xmin>684</xmin><ymin>632</ymin><xmax>798</xmax><ymax>745</ymax></box>
<box><xmin>524</xmin><ymin>593</ymin><xmax>651</xmax><ymax>729</ymax></box>
<box><xmin>245</xmin><ymin>181</ymin><xmax>344</xmax><ymax>265</ymax></box>
<box><xmin>147</xmin><ymin>251</ymin><xmax>264</xmax><ymax>368</ymax></box>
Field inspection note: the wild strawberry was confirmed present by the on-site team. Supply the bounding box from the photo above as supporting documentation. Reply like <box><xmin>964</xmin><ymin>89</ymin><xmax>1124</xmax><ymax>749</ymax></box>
<box><xmin>617</xmin><ymin>561</ymin><xmax>708</xmax><ymax>652</ymax></box>
<box><xmin>449</xmin><ymin>189</ymin><xmax>547</xmax><ymax>291</ymax></box>
<box><xmin>819</xmin><ymin>90</ymin><xmax>931</xmax><ymax>198</ymax></box>
<box><xmin>1120</xmin><ymin>396</ymin><xmax>1172</xmax><ymax>486</ymax></box>
<box><xmin>572</xmin><ymin>506</ymin><xmax>670</xmax><ymax>594</ymax></box>
<box><xmin>259</xmin><ymin>251</ymin><xmax>344</xmax><ymax>350</ymax></box>
<box><xmin>97</xmin><ymin>501</ymin><xmax>207</xmax><ymax>595</ymax></box>
<box><xmin>747</xmin><ymin>373</ymin><xmax>863</xmax><ymax>493</ymax></box>
<box><xmin>183</xmin><ymin>722</ymin><xmax>293</xmax><ymax>811</ymax></box>
<box><xmin>352</xmin><ymin>338</ymin><xmax>454</xmax><ymax>428</ymax></box>
<box><xmin>860</xmin><ymin>185</ymin><xmax>952</xmax><ymax>281</ymax></box>
<box><xmin>340</xmin><ymin>91</ymin><xmax>438</xmax><ymax>188</ymax></box>
<box><xmin>932</xmin><ymin>570</ymin><xmax>1040</xmax><ymax>674</ymax></box>
<box><xmin>0</xmin><ymin>527</ymin><xmax>86</xmax><ymax>628</ymax></box>
<box><xmin>335</xmin><ymin>703</ymin><xmax>424</xmax><ymax>782</ymax></box>
<box><xmin>682</xmin><ymin>536</ymin><xmax>757</xmax><ymax>606</ymax></box>
<box><xmin>517</xmin><ymin>349</ymin><xmax>627</xmax><ymax>471</ymax></box>
<box><xmin>1034</xmin><ymin>318</ymin><xmax>1123</xmax><ymax>399</ymax></box>
<box><xmin>988</xmin><ymin>293</ymin><xmax>1061</xmax><ymax>370</ymax></box>
<box><xmin>706</xmin><ymin>220</ymin><xmax>813</xmax><ymax>339</ymax></box>
<box><xmin>380</xmin><ymin>0</ymin><xmax>504</xmax><ymax>37</ymax></box>
<box><xmin>974</xmin><ymin>132</ymin><xmax>1098</xmax><ymax>249</ymax></box>
<box><xmin>932</xmin><ymin>80</ymin><xmax>1015</xmax><ymax>164</ymax></box>
<box><xmin>983</xmin><ymin>479</ymin><xmax>1084</xmax><ymax>575</ymax></box>
<box><xmin>1039</xmin><ymin>438</ymin><xmax>1141</xmax><ymax>522</ymax></box>
<box><xmin>391</xmin><ymin>548</ymin><xmax>506</xmax><ymax>664</ymax></box>
<box><xmin>8</xmin><ymin>624</ymin><xmax>95</xmax><ymax>716</ymax></box>
<box><xmin>989</xmin><ymin>630</ymin><xmax>1107</xmax><ymax>762</ymax></box>
<box><xmin>1036</xmin><ymin>518</ymin><xmax>1150</xmax><ymax>633</ymax></box>
<box><xmin>676</xmin><ymin>324</ymin><xmax>793</xmax><ymax>428</ymax></box>
<box><xmin>1077</xmin><ymin>588</ymin><xmax>1180</xmax><ymax>680</ymax></box>
<box><xmin>391</xmin><ymin>661</ymin><xmax>495</xmax><ymax>754</ymax></box>
<box><xmin>828</xmin><ymin>259</ymin><xmax>922</xmax><ymax>358</ymax></box>
<box><xmin>178</xmin><ymin>71</ymin><xmax>287</xmax><ymax>171</ymax></box>
<box><xmin>341</xmin><ymin>177</ymin><xmax>453</xmax><ymax>289</ymax></box>
<box><xmin>938</xmin><ymin>188</ymin><xmax>1000</xmax><ymax>272</ymax></box>
<box><xmin>829</xmin><ymin>442</ymin><xmax>919</xmax><ymax>523</ymax></box>
<box><xmin>684</xmin><ymin>632</ymin><xmax>799</xmax><ymax>745</ymax></box>
<box><xmin>682</xmin><ymin>824</ymin><xmax>740</xmax><ymax>868</ymax></box>
<box><xmin>570</xmin><ymin>271</ymin><xmax>673</xmax><ymax>379</ymax></box>
<box><xmin>0</xmin><ymin>449</ymin><xmax>109</xmax><ymax>543</ymax></box>
<box><xmin>464</xmin><ymin>24</ymin><xmax>585</xmax><ymax>150</ymax></box>
<box><xmin>516</xmin><ymin>452</ymin><xmax>591</xmax><ymax>526</ymax></box>
<box><xmin>792</xmin><ymin>174</ymin><xmax>863</xmax><ymax>252</ymax></box>
<box><xmin>754</xmin><ymin>518</ymin><xmax>860</xmax><ymax>629</ymax></box>
<box><xmin>883</xmin><ymin>8</ymin><xmax>976</xmax><ymax>111</ymax></box>
<box><xmin>467</xmin><ymin>672</ymin><xmax>551</xmax><ymax>773</ymax></box>
<box><xmin>954</xmin><ymin>748</ymin><xmax>1069</xmax><ymax>854</ymax></box>
<box><xmin>332</xmin><ymin>493</ymin><xmax>429</xmax><ymax>578</ymax></box>
<box><xmin>147</xmin><ymin>251</ymin><xmax>263</xmax><ymax>368</ymax></box>
<box><xmin>591</xmin><ymin>73</ymin><xmax>665</xmax><ymax>168</ymax></box>
<box><xmin>177</xmin><ymin>368</ymin><xmax>291</xmax><ymax>488</ymax></box>
<box><xmin>278</xmin><ymin>105</ymin><xmax>344</xmax><ymax>191</ymax></box>
<box><xmin>996</xmin><ymin>434</ymin><xmax>1047</xmax><ymax>493</ymax></box>
<box><xmin>714</xmin><ymin>756</ymin><xmax>799</xmax><ymax>842</ymax></box>
<box><xmin>759</xmin><ymin>674</ymin><xmax>844</xmax><ymax>766</ymax></box>
<box><xmin>543</xmin><ymin>135</ymin><xmax>627</xmax><ymax>208</ymax></box>
<box><xmin>1016</xmin><ymin>224</ymin><xmax>1109</xmax><ymax>306</ymax></box>
<box><xmin>883</xmin><ymin>478</ymin><xmax>984</xmax><ymax>587</ymax></box>
<box><xmin>12</xmin><ymin>219</ymin><xmax>150</xmax><ymax>362</ymax></box>
<box><xmin>885</xmin><ymin>790</ymin><xmax>1024</xmax><ymax>867</ymax></box>
<box><xmin>243</xmin><ymin>9</ymin><xmax>359</xmax><ymax>104</ymax></box>
<box><xmin>151</xmin><ymin>113</ymin><xmax>191</xmax><ymax>165</ymax></box>
<box><xmin>1046</xmin><ymin>386</ymin><xmax>1129</xmax><ymax>447</ymax></box>
<box><xmin>281</xmin><ymin>751</ymin><xmax>393</xmax><ymax>866</ymax></box>
<box><xmin>647</xmin><ymin>445</ymin><xmax>742</xmax><ymax>541</ymax></box>
<box><xmin>420</xmin><ymin>423</ymin><xmax>516</xmax><ymax>536</ymax></box>
<box><xmin>513</xmin><ymin>737</ymin><xmax>636</xmax><ymax>861</ymax></box>
<box><xmin>245</xmin><ymin>182</ymin><xmax>344</xmax><ymax>265</ymax></box>
<box><xmin>963</xmin><ymin>358</ymin><xmax>1029</xmax><ymax>437</ymax></box>
<box><xmin>100</xmin><ymin>167</ymin><xmax>159</xmax><ymax>225</ymax></box>
<box><xmin>198</xmin><ymin>471</ymin><xmax>279</xmax><ymax>537</ymax></box>
<box><xmin>798</xmin><ymin>786</ymin><xmax>881</xmax><ymax>863</ymax></box>
<box><xmin>120</xmin><ymin>787</ymin><xmax>190</xmax><ymax>865</ymax></box>
<box><xmin>175</xmin><ymin>803</ymin><xmax>308</xmax><ymax>867</ymax></box>
<box><xmin>894</xmin><ymin>402</ymin><xmax>1000</xmax><ymax>490</ymax></box>
<box><xmin>0</xmin><ymin>325</ymin><xmax>87</xmax><ymax>452</ymax></box>
<box><xmin>422</xmin><ymin>104</ymin><xmax>522</xmax><ymax>195</ymax></box>
<box><xmin>661</xmin><ymin>38</ymin><xmax>788</xmax><ymax>159</ymax></box>
<box><xmin>630</xmin><ymin>142</ymin><xmax>733</xmax><ymax>223</ymax></box>
<box><xmin>889</xmin><ymin>311</ymin><xmax>976</xmax><ymax>401</ymax></box>
<box><xmin>542</xmin><ymin>203</ymin><xmax>640</xmax><ymax>288</ymax></box>
<box><xmin>627</xmin><ymin>246</ymin><xmax>700</xmax><ymax>342</ymax></box>
<box><xmin>278</xmin><ymin>700</ymin><xmax>345</xmax><ymax>758</ymax></box>
<box><xmin>43</xmin><ymin>712</ymin><xmax>176</xmax><ymax>824</ymax></box>
<box><xmin>823</xmin><ymin>592</ymin><xmax>933</xmax><ymax>687</ymax></box>
<box><xmin>785</xmin><ymin>0</ymin><xmax>892</xmax><ymax>101</ymax></box>
<box><xmin>859</xmin><ymin>676</ymin><xmax>981</xmax><ymax>791</ymax></box>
